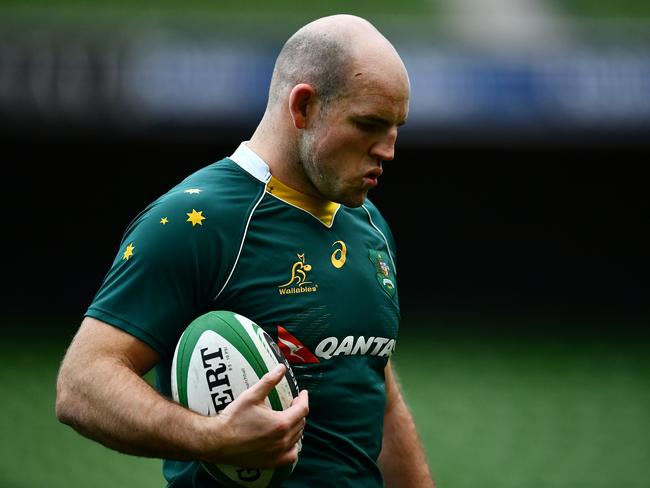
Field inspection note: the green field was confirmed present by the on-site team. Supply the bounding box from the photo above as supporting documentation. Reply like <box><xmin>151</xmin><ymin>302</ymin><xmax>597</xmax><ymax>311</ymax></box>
<box><xmin>0</xmin><ymin>0</ymin><xmax>433</xmax><ymax>16</ymax></box>
<box><xmin>2</xmin><ymin>0</ymin><xmax>649</xmax><ymax>21</ymax></box>
<box><xmin>1</xmin><ymin>316</ymin><xmax>649</xmax><ymax>487</ymax></box>
<box><xmin>0</xmin><ymin>0</ymin><xmax>437</xmax><ymax>31</ymax></box>
<box><xmin>0</xmin><ymin>0</ymin><xmax>440</xmax><ymax>41</ymax></box>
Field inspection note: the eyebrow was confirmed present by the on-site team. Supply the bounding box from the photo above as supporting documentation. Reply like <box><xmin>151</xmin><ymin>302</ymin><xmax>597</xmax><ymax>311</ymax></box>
<box><xmin>355</xmin><ymin>115</ymin><xmax>407</xmax><ymax>127</ymax></box>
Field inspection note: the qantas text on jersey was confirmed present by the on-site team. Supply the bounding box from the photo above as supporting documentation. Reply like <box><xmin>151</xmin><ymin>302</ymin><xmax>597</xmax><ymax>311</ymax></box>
<box><xmin>314</xmin><ymin>336</ymin><xmax>395</xmax><ymax>360</ymax></box>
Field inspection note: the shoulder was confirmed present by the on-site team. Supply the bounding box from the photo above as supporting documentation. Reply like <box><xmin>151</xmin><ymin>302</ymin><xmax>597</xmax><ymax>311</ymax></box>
<box><xmin>129</xmin><ymin>158</ymin><xmax>265</xmax><ymax>237</ymax></box>
<box><xmin>175</xmin><ymin>157</ymin><xmax>263</xmax><ymax>196</ymax></box>
<box><xmin>115</xmin><ymin>158</ymin><xmax>266</xmax><ymax>268</ymax></box>
<box><xmin>360</xmin><ymin>199</ymin><xmax>391</xmax><ymax>231</ymax></box>
<box><xmin>360</xmin><ymin>198</ymin><xmax>398</xmax><ymax>255</ymax></box>
<box><xmin>165</xmin><ymin>158</ymin><xmax>264</xmax><ymax>216</ymax></box>
<box><xmin>87</xmin><ymin>159</ymin><xmax>268</xmax><ymax>355</ymax></box>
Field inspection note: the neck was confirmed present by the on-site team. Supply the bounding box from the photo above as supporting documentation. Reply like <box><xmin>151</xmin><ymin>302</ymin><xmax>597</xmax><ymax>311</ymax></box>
<box><xmin>249</xmin><ymin>111</ymin><xmax>291</xmax><ymax>173</ymax></box>
<box><xmin>249</xmin><ymin>112</ymin><xmax>315</xmax><ymax>197</ymax></box>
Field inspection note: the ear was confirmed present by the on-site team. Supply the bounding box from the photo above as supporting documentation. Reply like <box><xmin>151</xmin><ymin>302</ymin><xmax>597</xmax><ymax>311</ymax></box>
<box><xmin>288</xmin><ymin>83</ymin><xmax>316</xmax><ymax>129</ymax></box>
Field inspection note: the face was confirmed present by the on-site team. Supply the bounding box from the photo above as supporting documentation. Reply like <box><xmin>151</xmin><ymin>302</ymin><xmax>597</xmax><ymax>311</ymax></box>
<box><xmin>297</xmin><ymin>69</ymin><xmax>409</xmax><ymax>207</ymax></box>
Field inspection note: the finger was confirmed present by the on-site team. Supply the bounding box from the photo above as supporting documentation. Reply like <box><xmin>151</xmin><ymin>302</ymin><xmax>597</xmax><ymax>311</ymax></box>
<box><xmin>283</xmin><ymin>414</ymin><xmax>305</xmax><ymax>443</ymax></box>
<box><xmin>287</xmin><ymin>424</ymin><xmax>304</xmax><ymax>446</ymax></box>
<box><xmin>290</xmin><ymin>388</ymin><xmax>308</xmax><ymax>407</ymax></box>
<box><xmin>246</xmin><ymin>364</ymin><xmax>287</xmax><ymax>402</ymax></box>
<box><xmin>283</xmin><ymin>389</ymin><xmax>309</xmax><ymax>424</ymax></box>
<box><xmin>274</xmin><ymin>442</ymin><xmax>301</xmax><ymax>468</ymax></box>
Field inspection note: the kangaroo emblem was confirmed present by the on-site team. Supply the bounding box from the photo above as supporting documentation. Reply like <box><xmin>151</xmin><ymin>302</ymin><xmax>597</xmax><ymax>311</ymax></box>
<box><xmin>280</xmin><ymin>253</ymin><xmax>313</xmax><ymax>287</ymax></box>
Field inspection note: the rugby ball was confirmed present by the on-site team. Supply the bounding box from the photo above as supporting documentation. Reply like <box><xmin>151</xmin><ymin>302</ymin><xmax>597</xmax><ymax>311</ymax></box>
<box><xmin>171</xmin><ymin>311</ymin><xmax>300</xmax><ymax>487</ymax></box>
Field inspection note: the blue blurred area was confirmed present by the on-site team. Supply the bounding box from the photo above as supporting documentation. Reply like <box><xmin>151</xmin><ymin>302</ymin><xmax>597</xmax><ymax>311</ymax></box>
<box><xmin>1</xmin><ymin>11</ymin><xmax>649</xmax><ymax>142</ymax></box>
<box><xmin>404</xmin><ymin>49</ymin><xmax>650</xmax><ymax>133</ymax></box>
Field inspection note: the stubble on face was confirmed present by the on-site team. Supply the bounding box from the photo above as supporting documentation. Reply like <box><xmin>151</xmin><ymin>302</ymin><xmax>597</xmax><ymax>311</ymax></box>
<box><xmin>296</xmin><ymin>110</ymin><xmax>368</xmax><ymax>208</ymax></box>
<box><xmin>297</xmin><ymin>134</ymin><xmax>344</xmax><ymax>204</ymax></box>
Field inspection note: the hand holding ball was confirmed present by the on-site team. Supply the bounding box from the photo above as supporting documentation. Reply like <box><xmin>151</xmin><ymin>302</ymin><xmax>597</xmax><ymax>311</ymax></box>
<box><xmin>171</xmin><ymin>311</ymin><xmax>303</xmax><ymax>487</ymax></box>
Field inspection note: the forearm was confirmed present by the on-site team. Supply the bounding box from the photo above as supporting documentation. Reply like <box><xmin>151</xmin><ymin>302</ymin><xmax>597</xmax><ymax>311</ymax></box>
<box><xmin>56</xmin><ymin>353</ymin><xmax>209</xmax><ymax>460</ymax></box>
<box><xmin>379</xmin><ymin>363</ymin><xmax>435</xmax><ymax>488</ymax></box>
<box><xmin>56</xmin><ymin>318</ymin><xmax>307</xmax><ymax>469</ymax></box>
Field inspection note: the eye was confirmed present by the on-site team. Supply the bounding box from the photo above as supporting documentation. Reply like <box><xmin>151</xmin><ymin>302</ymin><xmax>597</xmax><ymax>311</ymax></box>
<box><xmin>354</xmin><ymin>120</ymin><xmax>378</xmax><ymax>132</ymax></box>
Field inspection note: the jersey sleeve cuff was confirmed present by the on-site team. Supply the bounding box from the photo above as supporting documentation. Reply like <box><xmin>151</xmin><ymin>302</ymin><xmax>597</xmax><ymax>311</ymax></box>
<box><xmin>85</xmin><ymin>307</ymin><xmax>169</xmax><ymax>357</ymax></box>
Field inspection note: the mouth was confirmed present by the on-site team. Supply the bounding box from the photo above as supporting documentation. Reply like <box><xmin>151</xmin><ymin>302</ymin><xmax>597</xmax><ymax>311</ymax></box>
<box><xmin>363</xmin><ymin>168</ymin><xmax>383</xmax><ymax>188</ymax></box>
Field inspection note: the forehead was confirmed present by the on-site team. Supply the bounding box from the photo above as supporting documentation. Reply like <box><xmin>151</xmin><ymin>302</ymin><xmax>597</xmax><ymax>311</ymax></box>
<box><xmin>339</xmin><ymin>74</ymin><xmax>410</xmax><ymax>124</ymax></box>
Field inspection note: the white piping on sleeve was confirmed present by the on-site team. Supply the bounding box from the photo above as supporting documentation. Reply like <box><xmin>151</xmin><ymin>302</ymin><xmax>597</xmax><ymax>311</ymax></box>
<box><xmin>362</xmin><ymin>205</ymin><xmax>397</xmax><ymax>274</ymax></box>
<box><xmin>213</xmin><ymin>190</ymin><xmax>266</xmax><ymax>301</ymax></box>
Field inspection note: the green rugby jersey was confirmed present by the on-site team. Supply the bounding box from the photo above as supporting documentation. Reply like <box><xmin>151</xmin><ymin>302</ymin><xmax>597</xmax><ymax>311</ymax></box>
<box><xmin>87</xmin><ymin>143</ymin><xmax>400</xmax><ymax>487</ymax></box>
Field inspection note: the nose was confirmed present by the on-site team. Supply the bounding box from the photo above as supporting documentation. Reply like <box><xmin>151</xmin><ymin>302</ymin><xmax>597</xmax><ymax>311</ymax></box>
<box><xmin>370</xmin><ymin>126</ymin><xmax>398</xmax><ymax>162</ymax></box>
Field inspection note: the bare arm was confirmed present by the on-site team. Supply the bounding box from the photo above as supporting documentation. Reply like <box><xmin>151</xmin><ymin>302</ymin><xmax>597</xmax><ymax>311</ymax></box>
<box><xmin>56</xmin><ymin>316</ymin><xmax>308</xmax><ymax>468</ymax></box>
<box><xmin>378</xmin><ymin>361</ymin><xmax>435</xmax><ymax>488</ymax></box>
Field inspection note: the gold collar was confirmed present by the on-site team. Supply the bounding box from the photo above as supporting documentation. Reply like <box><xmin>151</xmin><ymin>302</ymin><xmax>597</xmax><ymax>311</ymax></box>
<box><xmin>266</xmin><ymin>176</ymin><xmax>340</xmax><ymax>228</ymax></box>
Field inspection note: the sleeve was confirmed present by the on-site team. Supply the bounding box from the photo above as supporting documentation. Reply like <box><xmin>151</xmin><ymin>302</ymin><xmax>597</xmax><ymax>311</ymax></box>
<box><xmin>86</xmin><ymin>191</ymin><xmax>226</xmax><ymax>357</ymax></box>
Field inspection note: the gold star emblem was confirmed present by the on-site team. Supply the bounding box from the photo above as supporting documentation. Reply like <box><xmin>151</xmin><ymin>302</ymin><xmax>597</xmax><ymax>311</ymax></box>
<box><xmin>186</xmin><ymin>209</ymin><xmax>206</xmax><ymax>226</ymax></box>
<box><xmin>122</xmin><ymin>243</ymin><xmax>135</xmax><ymax>260</ymax></box>
<box><xmin>184</xmin><ymin>188</ymin><xmax>202</xmax><ymax>194</ymax></box>
<box><xmin>160</xmin><ymin>217</ymin><xmax>168</xmax><ymax>225</ymax></box>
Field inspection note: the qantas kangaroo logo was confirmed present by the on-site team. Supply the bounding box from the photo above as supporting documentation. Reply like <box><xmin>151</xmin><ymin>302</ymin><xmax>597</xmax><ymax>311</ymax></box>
<box><xmin>277</xmin><ymin>326</ymin><xmax>319</xmax><ymax>364</ymax></box>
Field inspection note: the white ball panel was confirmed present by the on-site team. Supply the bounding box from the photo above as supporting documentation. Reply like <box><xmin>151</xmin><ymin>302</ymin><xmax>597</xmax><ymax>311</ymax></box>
<box><xmin>234</xmin><ymin>313</ymin><xmax>295</xmax><ymax>410</ymax></box>
<box><xmin>185</xmin><ymin>330</ymin><xmax>263</xmax><ymax>416</ymax></box>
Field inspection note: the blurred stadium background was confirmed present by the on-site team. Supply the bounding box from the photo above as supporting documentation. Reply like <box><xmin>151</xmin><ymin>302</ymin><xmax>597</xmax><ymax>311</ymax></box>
<box><xmin>1</xmin><ymin>1</ymin><xmax>648</xmax><ymax>487</ymax></box>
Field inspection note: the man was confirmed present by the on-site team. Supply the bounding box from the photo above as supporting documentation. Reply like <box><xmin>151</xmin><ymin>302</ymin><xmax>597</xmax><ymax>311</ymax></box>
<box><xmin>56</xmin><ymin>14</ymin><xmax>434</xmax><ymax>488</ymax></box>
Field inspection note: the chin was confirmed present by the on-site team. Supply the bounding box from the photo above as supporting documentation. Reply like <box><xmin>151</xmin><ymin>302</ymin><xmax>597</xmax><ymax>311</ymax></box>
<box><xmin>340</xmin><ymin>193</ymin><xmax>367</xmax><ymax>208</ymax></box>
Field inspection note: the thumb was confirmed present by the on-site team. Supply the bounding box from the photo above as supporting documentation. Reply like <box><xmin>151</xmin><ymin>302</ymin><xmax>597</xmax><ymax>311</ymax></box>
<box><xmin>247</xmin><ymin>363</ymin><xmax>286</xmax><ymax>403</ymax></box>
